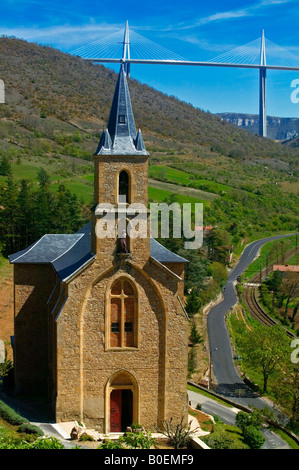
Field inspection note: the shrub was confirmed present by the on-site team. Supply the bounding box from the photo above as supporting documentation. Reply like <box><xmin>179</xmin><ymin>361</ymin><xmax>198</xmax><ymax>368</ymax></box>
<box><xmin>155</xmin><ymin>417</ymin><xmax>195</xmax><ymax>449</ymax></box>
<box><xmin>242</xmin><ymin>425</ymin><xmax>265</xmax><ymax>449</ymax></box>
<box><xmin>17</xmin><ymin>423</ymin><xmax>44</xmax><ymax>437</ymax></box>
<box><xmin>0</xmin><ymin>437</ymin><xmax>29</xmax><ymax>449</ymax></box>
<box><xmin>29</xmin><ymin>437</ymin><xmax>65</xmax><ymax>449</ymax></box>
<box><xmin>79</xmin><ymin>433</ymin><xmax>94</xmax><ymax>441</ymax></box>
<box><xmin>0</xmin><ymin>400</ymin><xmax>29</xmax><ymax>426</ymax></box>
<box><xmin>202</xmin><ymin>424</ymin><xmax>240</xmax><ymax>449</ymax></box>
<box><xmin>98</xmin><ymin>439</ymin><xmax>124</xmax><ymax>449</ymax></box>
<box><xmin>236</xmin><ymin>409</ymin><xmax>263</xmax><ymax>431</ymax></box>
<box><xmin>235</xmin><ymin>411</ymin><xmax>252</xmax><ymax>430</ymax></box>
<box><xmin>119</xmin><ymin>430</ymin><xmax>154</xmax><ymax>449</ymax></box>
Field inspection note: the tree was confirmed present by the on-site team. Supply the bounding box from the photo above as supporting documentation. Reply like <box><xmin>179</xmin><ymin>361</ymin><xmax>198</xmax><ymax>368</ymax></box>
<box><xmin>239</xmin><ymin>325</ymin><xmax>291</xmax><ymax>393</ymax></box>
<box><xmin>206</xmin><ymin>228</ymin><xmax>231</xmax><ymax>264</ymax></box>
<box><xmin>235</xmin><ymin>409</ymin><xmax>265</xmax><ymax>449</ymax></box>
<box><xmin>37</xmin><ymin>167</ymin><xmax>50</xmax><ymax>188</ymax></box>
<box><xmin>211</xmin><ymin>261</ymin><xmax>227</xmax><ymax>287</ymax></box>
<box><xmin>269</xmin><ymin>239</ymin><xmax>291</xmax><ymax>264</ymax></box>
<box><xmin>291</xmin><ymin>302</ymin><xmax>299</xmax><ymax>323</ymax></box>
<box><xmin>235</xmin><ymin>409</ymin><xmax>263</xmax><ymax>431</ymax></box>
<box><xmin>189</xmin><ymin>321</ymin><xmax>203</xmax><ymax>345</ymax></box>
<box><xmin>17</xmin><ymin>179</ymin><xmax>33</xmax><ymax>248</ymax></box>
<box><xmin>242</xmin><ymin>425</ymin><xmax>265</xmax><ymax>449</ymax></box>
<box><xmin>185</xmin><ymin>289</ymin><xmax>201</xmax><ymax>317</ymax></box>
<box><xmin>0</xmin><ymin>174</ymin><xmax>19</xmax><ymax>254</ymax></box>
<box><xmin>272</xmin><ymin>365</ymin><xmax>299</xmax><ymax>427</ymax></box>
<box><xmin>177</xmin><ymin>248</ymin><xmax>210</xmax><ymax>294</ymax></box>
<box><xmin>279</xmin><ymin>273</ymin><xmax>299</xmax><ymax>322</ymax></box>
<box><xmin>266</xmin><ymin>270</ymin><xmax>283</xmax><ymax>295</ymax></box>
<box><xmin>0</xmin><ymin>155</ymin><xmax>12</xmax><ymax>176</ymax></box>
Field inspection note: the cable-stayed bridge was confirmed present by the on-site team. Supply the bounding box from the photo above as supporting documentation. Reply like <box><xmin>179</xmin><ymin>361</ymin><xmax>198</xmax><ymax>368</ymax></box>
<box><xmin>70</xmin><ymin>21</ymin><xmax>299</xmax><ymax>138</ymax></box>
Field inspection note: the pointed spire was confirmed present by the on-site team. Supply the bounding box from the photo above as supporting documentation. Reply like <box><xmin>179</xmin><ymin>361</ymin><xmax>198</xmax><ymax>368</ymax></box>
<box><xmin>134</xmin><ymin>129</ymin><xmax>146</xmax><ymax>151</ymax></box>
<box><xmin>96</xmin><ymin>128</ymin><xmax>112</xmax><ymax>153</ymax></box>
<box><xmin>95</xmin><ymin>65</ymin><xmax>148</xmax><ymax>156</ymax></box>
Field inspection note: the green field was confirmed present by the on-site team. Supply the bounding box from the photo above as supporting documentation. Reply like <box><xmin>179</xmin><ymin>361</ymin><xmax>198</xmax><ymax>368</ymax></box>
<box><xmin>149</xmin><ymin>164</ymin><xmax>233</xmax><ymax>196</ymax></box>
<box><xmin>2</xmin><ymin>158</ymin><xmax>215</xmax><ymax>207</ymax></box>
<box><xmin>148</xmin><ymin>186</ymin><xmax>209</xmax><ymax>206</ymax></box>
<box><xmin>148</xmin><ymin>165</ymin><xmax>192</xmax><ymax>186</ymax></box>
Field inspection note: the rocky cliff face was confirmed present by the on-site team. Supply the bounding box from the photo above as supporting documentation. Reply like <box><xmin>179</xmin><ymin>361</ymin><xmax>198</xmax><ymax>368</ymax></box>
<box><xmin>216</xmin><ymin>113</ymin><xmax>299</xmax><ymax>141</ymax></box>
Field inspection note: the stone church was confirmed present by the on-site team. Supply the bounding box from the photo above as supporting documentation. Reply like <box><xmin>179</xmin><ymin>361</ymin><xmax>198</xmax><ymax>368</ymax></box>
<box><xmin>9</xmin><ymin>64</ymin><xmax>189</xmax><ymax>433</ymax></box>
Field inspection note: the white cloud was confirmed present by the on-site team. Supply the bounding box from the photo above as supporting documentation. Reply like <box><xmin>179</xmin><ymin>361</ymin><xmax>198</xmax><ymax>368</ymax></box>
<box><xmin>0</xmin><ymin>22</ymin><xmax>123</xmax><ymax>50</ymax></box>
<box><xmin>167</xmin><ymin>0</ymin><xmax>294</xmax><ymax>31</ymax></box>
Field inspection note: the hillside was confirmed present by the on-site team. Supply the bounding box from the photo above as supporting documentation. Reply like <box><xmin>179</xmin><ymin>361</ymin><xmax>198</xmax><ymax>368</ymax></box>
<box><xmin>216</xmin><ymin>112</ymin><xmax>299</xmax><ymax>142</ymax></box>
<box><xmin>0</xmin><ymin>36</ymin><xmax>298</xmax><ymax>254</ymax></box>
<box><xmin>286</xmin><ymin>135</ymin><xmax>299</xmax><ymax>148</ymax></box>
<box><xmin>0</xmin><ymin>37</ymin><xmax>298</xmax><ymax>168</ymax></box>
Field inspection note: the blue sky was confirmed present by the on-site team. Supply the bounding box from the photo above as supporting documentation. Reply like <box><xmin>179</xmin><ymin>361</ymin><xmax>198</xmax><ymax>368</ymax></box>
<box><xmin>0</xmin><ymin>0</ymin><xmax>299</xmax><ymax>117</ymax></box>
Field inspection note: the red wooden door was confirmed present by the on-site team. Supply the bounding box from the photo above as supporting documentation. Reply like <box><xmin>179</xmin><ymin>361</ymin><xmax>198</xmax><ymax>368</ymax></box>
<box><xmin>110</xmin><ymin>389</ymin><xmax>122</xmax><ymax>432</ymax></box>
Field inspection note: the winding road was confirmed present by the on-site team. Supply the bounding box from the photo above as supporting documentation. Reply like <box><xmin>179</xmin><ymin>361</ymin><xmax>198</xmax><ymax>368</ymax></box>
<box><xmin>207</xmin><ymin>233</ymin><xmax>298</xmax><ymax>410</ymax></box>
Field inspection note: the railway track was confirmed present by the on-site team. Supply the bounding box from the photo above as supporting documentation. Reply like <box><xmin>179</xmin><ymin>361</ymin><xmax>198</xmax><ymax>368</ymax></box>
<box><xmin>243</xmin><ymin>285</ymin><xmax>295</xmax><ymax>338</ymax></box>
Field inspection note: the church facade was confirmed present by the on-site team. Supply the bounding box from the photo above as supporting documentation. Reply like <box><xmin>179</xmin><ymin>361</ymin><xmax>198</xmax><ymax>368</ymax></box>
<box><xmin>9</xmin><ymin>65</ymin><xmax>189</xmax><ymax>433</ymax></box>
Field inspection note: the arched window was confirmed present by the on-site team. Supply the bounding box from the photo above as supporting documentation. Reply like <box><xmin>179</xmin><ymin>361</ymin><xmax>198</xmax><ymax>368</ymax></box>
<box><xmin>118</xmin><ymin>170</ymin><xmax>129</xmax><ymax>203</ymax></box>
<box><xmin>109</xmin><ymin>278</ymin><xmax>137</xmax><ymax>348</ymax></box>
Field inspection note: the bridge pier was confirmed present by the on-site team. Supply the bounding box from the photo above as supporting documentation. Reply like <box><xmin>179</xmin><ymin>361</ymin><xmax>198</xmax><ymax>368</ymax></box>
<box><xmin>259</xmin><ymin>30</ymin><xmax>267</xmax><ymax>138</ymax></box>
<box><xmin>259</xmin><ymin>67</ymin><xmax>267</xmax><ymax>138</ymax></box>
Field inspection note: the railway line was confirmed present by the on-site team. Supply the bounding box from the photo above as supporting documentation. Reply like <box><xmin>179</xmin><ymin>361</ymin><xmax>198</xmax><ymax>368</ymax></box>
<box><xmin>241</xmin><ymin>243</ymin><xmax>299</xmax><ymax>338</ymax></box>
<box><xmin>242</xmin><ymin>284</ymin><xmax>295</xmax><ymax>338</ymax></box>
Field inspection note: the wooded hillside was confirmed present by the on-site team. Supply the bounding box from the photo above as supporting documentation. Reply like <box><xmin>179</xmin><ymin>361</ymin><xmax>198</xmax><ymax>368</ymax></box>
<box><xmin>0</xmin><ymin>36</ymin><xmax>298</xmax><ymax>167</ymax></box>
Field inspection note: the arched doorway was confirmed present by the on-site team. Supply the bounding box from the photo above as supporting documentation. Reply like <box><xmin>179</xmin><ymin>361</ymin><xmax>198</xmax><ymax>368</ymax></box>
<box><xmin>106</xmin><ymin>370</ymin><xmax>139</xmax><ymax>433</ymax></box>
<box><xmin>110</xmin><ymin>389</ymin><xmax>133</xmax><ymax>432</ymax></box>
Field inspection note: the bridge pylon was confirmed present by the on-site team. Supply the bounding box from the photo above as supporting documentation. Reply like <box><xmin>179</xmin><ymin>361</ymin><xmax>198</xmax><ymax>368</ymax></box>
<box><xmin>122</xmin><ymin>20</ymin><xmax>131</xmax><ymax>77</ymax></box>
<box><xmin>259</xmin><ymin>30</ymin><xmax>267</xmax><ymax>138</ymax></box>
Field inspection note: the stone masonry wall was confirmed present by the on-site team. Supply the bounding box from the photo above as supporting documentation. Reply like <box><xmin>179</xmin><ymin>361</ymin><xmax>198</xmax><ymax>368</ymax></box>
<box><xmin>55</xmin><ymin>256</ymin><xmax>188</xmax><ymax>431</ymax></box>
<box><xmin>13</xmin><ymin>264</ymin><xmax>57</xmax><ymax>397</ymax></box>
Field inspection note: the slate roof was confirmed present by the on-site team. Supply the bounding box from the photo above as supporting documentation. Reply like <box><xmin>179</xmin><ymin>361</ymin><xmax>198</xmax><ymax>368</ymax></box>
<box><xmin>95</xmin><ymin>64</ymin><xmax>148</xmax><ymax>156</ymax></box>
<box><xmin>9</xmin><ymin>223</ymin><xmax>187</xmax><ymax>282</ymax></box>
<box><xmin>150</xmin><ymin>238</ymin><xmax>188</xmax><ymax>264</ymax></box>
<box><xmin>9</xmin><ymin>223</ymin><xmax>95</xmax><ymax>282</ymax></box>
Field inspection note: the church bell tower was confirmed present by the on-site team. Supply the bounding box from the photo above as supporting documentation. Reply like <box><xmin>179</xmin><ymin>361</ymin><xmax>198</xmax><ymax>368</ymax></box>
<box><xmin>92</xmin><ymin>65</ymin><xmax>150</xmax><ymax>267</ymax></box>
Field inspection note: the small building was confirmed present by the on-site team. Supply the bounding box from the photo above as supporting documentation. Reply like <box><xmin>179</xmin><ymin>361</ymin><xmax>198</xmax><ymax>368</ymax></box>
<box><xmin>273</xmin><ymin>264</ymin><xmax>299</xmax><ymax>276</ymax></box>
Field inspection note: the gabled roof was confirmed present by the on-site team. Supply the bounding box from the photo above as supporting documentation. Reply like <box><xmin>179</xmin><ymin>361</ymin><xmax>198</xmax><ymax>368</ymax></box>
<box><xmin>95</xmin><ymin>64</ymin><xmax>148</xmax><ymax>156</ymax></box>
<box><xmin>9</xmin><ymin>223</ymin><xmax>95</xmax><ymax>282</ymax></box>
<box><xmin>9</xmin><ymin>224</ymin><xmax>187</xmax><ymax>282</ymax></box>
